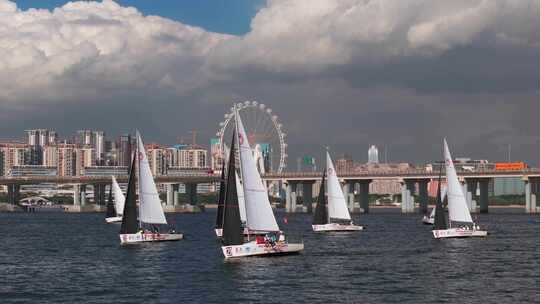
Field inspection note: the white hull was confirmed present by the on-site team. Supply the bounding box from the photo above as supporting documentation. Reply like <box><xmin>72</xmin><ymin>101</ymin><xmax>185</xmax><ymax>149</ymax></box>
<box><xmin>105</xmin><ymin>216</ymin><xmax>122</xmax><ymax>223</ymax></box>
<box><xmin>432</xmin><ymin>228</ymin><xmax>488</xmax><ymax>239</ymax></box>
<box><xmin>422</xmin><ymin>216</ymin><xmax>434</xmax><ymax>225</ymax></box>
<box><xmin>312</xmin><ymin>223</ymin><xmax>364</xmax><ymax>232</ymax></box>
<box><xmin>222</xmin><ymin>240</ymin><xmax>304</xmax><ymax>259</ymax></box>
<box><xmin>119</xmin><ymin>232</ymin><xmax>183</xmax><ymax>244</ymax></box>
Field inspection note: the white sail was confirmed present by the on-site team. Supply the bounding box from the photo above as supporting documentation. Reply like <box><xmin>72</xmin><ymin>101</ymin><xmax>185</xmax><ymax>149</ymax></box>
<box><xmin>111</xmin><ymin>175</ymin><xmax>125</xmax><ymax>216</ymax></box>
<box><xmin>235</xmin><ymin>171</ymin><xmax>247</xmax><ymax>224</ymax></box>
<box><xmin>235</xmin><ymin>109</ymin><xmax>280</xmax><ymax>232</ymax></box>
<box><xmin>326</xmin><ymin>151</ymin><xmax>352</xmax><ymax>221</ymax></box>
<box><xmin>137</xmin><ymin>132</ymin><xmax>168</xmax><ymax>225</ymax></box>
<box><xmin>444</xmin><ymin>139</ymin><xmax>473</xmax><ymax>223</ymax></box>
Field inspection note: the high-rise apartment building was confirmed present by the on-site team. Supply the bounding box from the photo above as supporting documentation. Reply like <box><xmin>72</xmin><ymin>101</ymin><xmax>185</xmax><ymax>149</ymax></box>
<box><xmin>75</xmin><ymin>147</ymin><xmax>94</xmax><ymax>176</ymax></box>
<box><xmin>368</xmin><ymin>145</ymin><xmax>379</xmax><ymax>164</ymax></box>
<box><xmin>25</xmin><ymin>129</ymin><xmax>57</xmax><ymax>165</ymax></box>
<box><xmin>146</xmin><ymin>144</ymin><xmax>168</xmax><ymax>176</ymax></box>
<box><xmin>76</xmin><ymin>130</ymin><xmax>105</xmax><ymax>165</ymax></box>
<box><xmin>0</xmin><ymin>142</ymin><xmax>28</xmax><ymax>176</ymax></box>
<box><xmin>118</xmin><ymin>134</ymin><xmax>132</xmax><ymax>168</ymax></box>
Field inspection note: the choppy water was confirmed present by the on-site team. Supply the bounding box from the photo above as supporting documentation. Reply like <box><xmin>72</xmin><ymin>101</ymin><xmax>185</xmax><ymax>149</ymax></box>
<box><xmin>1</xmin><ymin>209</ymin><xmax>539</xmax><ymax>303</ymax></box>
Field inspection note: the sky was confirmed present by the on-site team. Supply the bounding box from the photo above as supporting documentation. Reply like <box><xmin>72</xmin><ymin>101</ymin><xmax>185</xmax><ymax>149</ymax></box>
<box><xmin>1</xmin><ymin>0</ymin><xmax>540</xmax><ymax>166</ymax></box>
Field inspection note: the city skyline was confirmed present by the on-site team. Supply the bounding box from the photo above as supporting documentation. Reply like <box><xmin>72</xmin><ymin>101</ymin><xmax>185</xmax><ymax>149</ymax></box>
<box><xmin>1</xmin><ymin>1</ymin><xmax>540</xmax><ymax>166</ymax></box>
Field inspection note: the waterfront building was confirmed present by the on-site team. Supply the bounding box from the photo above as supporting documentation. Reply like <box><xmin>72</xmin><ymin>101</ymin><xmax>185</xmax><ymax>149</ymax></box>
<box><xmin>75</xmin><ymin>146</ymin><xmax>94</xmax><ymax>176</ymax></box>
<box><xmin>118</xmin><ymin>134</ymin><xmax>133</xmax><ymax>168</ymax></box>
<box><xmin>336</xmin><ymin>154</ymin><xmax>354</xmax><ymax>173</ymax></box>
<box><xmin>76</xmin><ymin>130</ymin><xmax>105</xmax><ymax>165</ymax></box>
<box><xmin>9</xmin><ymin>165</ymin><xmax>57</xmax><ymax>176</ymax></box>
<box><xmin>368</xmin><ymin>145</ymin><xmax>379</xmax><ymax>164</ymax></box>
<box><xmin>0</xmin><ymin>142</ymin><xmax>28</xmax><ymax>176</ymax></box>
<box><xmin>82</xmin><ymin>166</ymin><xmax>128</xmax><ymax>176</ymax></box>
<box><xmin>146</xmin><ymin>144</ymin><xmax>168</xmax><ymax>176</ymax></box>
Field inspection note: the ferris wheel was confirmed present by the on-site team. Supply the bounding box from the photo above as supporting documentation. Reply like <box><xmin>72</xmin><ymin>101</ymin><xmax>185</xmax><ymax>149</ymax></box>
<box><xmin>216</xmin><ymin>101</ymin><xmax>287</xmax><ymax>173</ymax></box>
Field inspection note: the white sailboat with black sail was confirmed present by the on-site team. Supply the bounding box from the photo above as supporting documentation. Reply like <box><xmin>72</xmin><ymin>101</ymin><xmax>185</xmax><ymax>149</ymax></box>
<box><xmin>119</xmin><ymin>132</ymin><xmax>183</xmax><ymax>244</ymax></box>
<box><xmin>105</xmin><ymin>176</ymin><xmax>125</xmax><ymax>223</ymax></box>
<box><xmin>432</xmin><ymin>139</ymin><xmax>487</xmax><ymax>239</ymax></box>
<box><xmin>220</xmin><ymin>108</ymin><xmax>303</xmax><ymax>258</ymax></box>
<box><xmin>215</xmin><ymin>151</ymin><xmax>247</xmax><ymax>238</ymax></box>
<box><xmin>312</xmin><ymin>150</ymin><xmax>363</xmax><ymax>232</ymax></box>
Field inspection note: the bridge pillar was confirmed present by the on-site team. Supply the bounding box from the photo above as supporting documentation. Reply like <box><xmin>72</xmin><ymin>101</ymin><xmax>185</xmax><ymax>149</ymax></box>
<box><xmin>73</xmin><ymin>184</ymin><xmax>80</xmax><ymax>205</ymax></box>
<box><xmin>524</xmin><ymin>177</ymin><xmax>539</xmax><ymax>213</ymax></box>
<box><xmin>418</xmin><ymin>179</ymin><xmax>429</xmax><ymax>214</ymax></box>
<box><xmin>166</xmin><ymin>184</ymin><xmax>174</xmax><ymax>206</ymax></box>
<box><xmin>93</xmin><ymin>184</ymin><xmax>106</xmax><ymax>205</ymax></box>
<box><xmin>465</xmin><ymin>179</ymin><xmax>478</xmax><ymax>213</ymax></box>
<box><xmin>186</xmin><ymin>183</ymin><xmax>197</xmax><ymax>205</ymax></box>
<box><xmin>302</xmin><ymin>181</ymin><xmax>314</xmax><ymax>213</ymax></box>
<box><xmin>10</xmin><ymin>184</ymin><xmax>20</xmax><ymax>205</ymax></box>
<box><xmin>358</xmin><ymin>180</ymin><xmax>371</xmax><ymax>214</ymax></box>
<box><xmin>478</xmin><ymin>178</ymin><xmax>490</xmax><ymax>213</ymax></box>
<box><xmin>401</xmin><ymin>180</ymin><xmax>415</xmax><ymax>213</ymax></box>
<box><xmin>7</xmin><ymin>184</ymin><xmax>13</xmax><ymax>204</ymax></box>
<box><xmin>173</xmin><ymin>184</ymin><xmax>180</xmax><ymax>206</ymax></box>
<box><xmin>285</xmin><ymin>181</ymin><xmax>298</xmax><ymax>212</ymax></box>
<box><xmin>80</xmin><ymin>185</ymin><xmax>87</xmax><ymax>206</ymax></box>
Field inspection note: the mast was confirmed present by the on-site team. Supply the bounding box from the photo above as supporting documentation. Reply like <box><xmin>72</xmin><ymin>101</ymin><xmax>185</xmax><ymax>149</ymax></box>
<box><xmin>215</xmin><ymin>162</ymin><xmax>226</xmax><ymax>229</ymax></box>
<box><xmin>222</xmin><ymin>130</ymin><xmax>244</xmax><ymax>246</ymax></box>
<box><xmin>433</xmin><ymin>163</ymin><xmax>447</xmax><ymax>230</ymax></box>
<box><xmin>313</xmin><ymin>170</ymin><xmax>328</xmax><ymax>225</ymax></box>
<box><xmin>105</xmin><ymin>183</ymin><xmax>116</xmax><ymax>218</ymax></box>
<box><xmin>120</xmin><ymin>152</ymin><xmax>139</xmax><ymax>234</ymax></box>
<box><xmin>137</xmin><ymin>133</ymin><xmax>142</xmax><ymax>229</ymax></box>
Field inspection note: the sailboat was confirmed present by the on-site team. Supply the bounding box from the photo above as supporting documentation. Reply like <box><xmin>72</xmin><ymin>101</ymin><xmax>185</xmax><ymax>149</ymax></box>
<box><xmin>105</xmin><ymin>176</ymin><xmax>126</xmax><ymax>223</ymax></box>
<box><xmin>215</xmin><ymin>155</ymin><xmax>247</xmax><ymax>238</ymax></box>
<box><xmin>312</xmin><ymin>150</ymin><xmax>364</xmax><ymax>232</ymax></box>
<box><xmin>422</xmin><ymin>185</ymin><xmax>446</xmax><ymax>225</ymax></box>
<box><xmin>220</xmin><ymin>108</ymin><xmax>303</xmax><ymax>258</ymax></box>
<box><xmin>119</xmin><ymin>132</ymin><xmax>183</xmax><ymax>244</ymax></box>
<box><xmin>432</xmin><ymin>139</ymin><xmax>487</xmax><ymax>238</ymax></box>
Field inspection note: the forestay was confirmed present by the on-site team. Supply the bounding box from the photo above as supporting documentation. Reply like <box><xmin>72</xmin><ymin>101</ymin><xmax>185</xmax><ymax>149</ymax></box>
<box><xmin>137</xmin><ymin>132</ymin><xmax>168</xmax><ymax>225</ymax></box>
<box><xmin>326</xmin><ymin>151</ymin><xmax>352</xmax><ymax>221</ymax></box>
<box><xmin>235</xmin><ymin>109</ymin><xmax>280</xmax><ymax>232</ymax></box>
<box><xmin>444</xmin><ymin>139</ymin><xmax>473</xmax><ymax>223</ymax></box>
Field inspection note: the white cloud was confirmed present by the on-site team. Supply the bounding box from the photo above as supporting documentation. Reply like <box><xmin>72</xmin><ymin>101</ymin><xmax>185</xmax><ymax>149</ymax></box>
<box><xmin>0</xmin><ymin>0</ymin><xmax>229</xmax><ymax>103</ymax></box>
<box><xmin>211</xmin><ymin>0</ymin><xmax>540</xmax><ymax>72</ymax></box>
<box><xmin>1</xmin><ymin>0</ymin><xmax>540</xmax><ymax>107</ymax></box>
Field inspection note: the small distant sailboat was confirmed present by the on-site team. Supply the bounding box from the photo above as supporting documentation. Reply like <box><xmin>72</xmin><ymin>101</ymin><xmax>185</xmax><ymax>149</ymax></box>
<box><xmin>105</xmin><ymin>176</ymin><xmax>125</xmax><ymax>223</ymax></box>
<box><xmin>422</xmin><ymin>186</ymin><xmax>446</xmax><ymax>225</ymax></box>
<box><xmin>312</xmin><ymin>150</ymin><xmax>363</xmax><ymax>232</ymax></box>
<box><xmin>432</xmin><ymin>139</ymin><xmax>487</xmax><ymax>239</ymax></box>
<box><xmin>220</xmin><ymin>108</ymin><xmax>303</xmax><ymax>258</ymax></box>
<box><xmin>119</xmin><ymin>132</ymin><xmax>183</xmax><ymax>244</ymax></box>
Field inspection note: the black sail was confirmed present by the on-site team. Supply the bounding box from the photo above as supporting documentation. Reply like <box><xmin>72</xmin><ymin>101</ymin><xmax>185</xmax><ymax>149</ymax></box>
<box><xmin>215</xmin><ymin>162</ymin><xmax>226</xmax><ymax>229</ymax></box>
<box><xmin>120</xmin><ymin>154</ymin><xmax>139</xmax><ymax>234</ymax></box>
<box><xmin>105</xmin><ymin>183</ymin><xmax>116</xmax><ymax>217</ymax></box>
<box><xmin>313</xmin><ymin>170</ymin><xmax>328</xmax><ymax>225</ymax></box>
<box><xmin>222</xmin><ymin>131</ymin><xmax>244</xmax><ymax>246</ymax></box>
<box><xmin>433</xmin><ymin>165</ymin><xmax>448</xmax><ymax>230</ymax></box>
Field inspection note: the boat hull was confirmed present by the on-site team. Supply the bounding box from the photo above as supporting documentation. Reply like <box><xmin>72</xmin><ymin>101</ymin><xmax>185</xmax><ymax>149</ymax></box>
<box><xmin>312</xmin><ymin>223</ymin><xmax>364</xmax><ymax>232</ymax></box>
<box><xmin>221</xmin><ymin>240</ymin><xmax>303</xmax><ymax>258</ymax></box>
<box><xmin>432</xmin><ymin>228</ymin><xmax>488</xmax><ymax>239</ymax></box>
<box><xmin>422</xmin><ymin>216</ymin><xmax>434</xmax><ymax>225</ymax></box>
<box><xmin>119</xmin><ymin>232</ymin><xmax>183</xmax><ymax>244</ymax></box>
<box><xmin>105</xmin><ymin>216</ymin><xmax>122</xmax><ymax>223</ymax></box>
